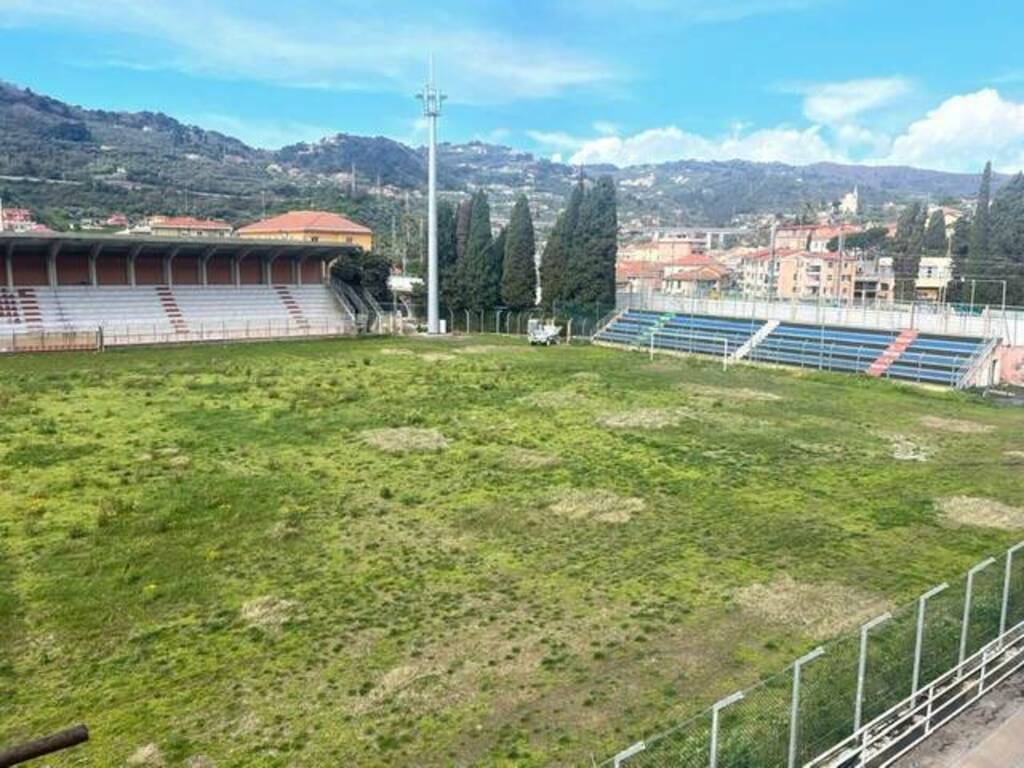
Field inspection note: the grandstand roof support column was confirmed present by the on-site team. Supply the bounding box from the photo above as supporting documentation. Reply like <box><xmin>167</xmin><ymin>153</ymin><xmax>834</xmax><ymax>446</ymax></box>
<box><xmin>46</xmin><ymin>240</ymin><xmax>61</xmax><ymax>287</ymax></box>
<box><xmin>199</xmin><ymin>247</ymin><xmax>217</xmax><ymax>287</ymax></box>
<box><xmin>4</xmin><ymin>241</ymin><xmax>13</xmax><ymax>288</ymax></box>
<box><xmin>127</xmin><ymin>245</ymin><xmax>142</xmax><ymax>287</ymax></box>
<box><xmin>264</xmin><ymin>251</ymin><xmax>281</xmax><ymax>285</ymax></box>
<box><xmin>296</xmin><ymin>255</ymin><xmax>308</xmax><ymax>286</ymax></box>
<box><xmin>88</xmin><ymin>243</ymin><xmax>102</xmax><ymax>287</ymax></box>
<box><xmin>164</xmin><ymin>247</ymin><xmax>180</xmax><ymax>286</ymax></box>
<box><xmin>232</xmin><ymin>249</ymin><xmax>252</xmax><ymax>287</ymax></box>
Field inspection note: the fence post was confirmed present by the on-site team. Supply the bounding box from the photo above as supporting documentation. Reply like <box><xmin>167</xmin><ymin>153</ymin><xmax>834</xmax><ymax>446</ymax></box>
<box><xmin>912</xmin><ymin>583</ymin><xmax>948</xmax><ymax>694</ymax></box>
<box><xmin>1000</xmin><ymin>542</ymin><xmax>1024</xmax><ymax>635</ymax></box>
<box><xmin>613</xmin><ymin>741</ymin><xmax>645</xmax><ymax>768</ymax></box>
<box><xmin>960</xmin><ymin>558</ymin><xmax>997</xmax><ymax>667</ymax></box>
<box><xmin>709</xmin><ymin>691</ymin><xmax>744</xmax><ymax>768</ymax></box>
<box><xmin>854</xmin><ymin>612</ymin><xmax>892</xmax><ymax>731</ymax></box>
<box><xmin>788</xmin><ymin>647</ymin><xmax>824</xmax><ymax>768</ymax></box>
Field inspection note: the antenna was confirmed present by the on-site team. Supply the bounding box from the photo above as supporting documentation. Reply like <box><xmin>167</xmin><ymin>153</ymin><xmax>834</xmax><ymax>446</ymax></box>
<box><xmin>416</xmin><ymin>54</ymin><xmax>447</xmax><ymax>335</ymax></box>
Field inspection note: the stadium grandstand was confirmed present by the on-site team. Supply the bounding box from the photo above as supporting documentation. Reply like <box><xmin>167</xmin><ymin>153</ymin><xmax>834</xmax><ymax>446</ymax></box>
<box><xmin>0</xmin><ymin>232</ymin><xmax>369</xmax><ymax>350</ymax></box>
<box><xmin>595</xmin><ymin>308</ymin><xmax>1002</xmax><ymax>388</ymax></box>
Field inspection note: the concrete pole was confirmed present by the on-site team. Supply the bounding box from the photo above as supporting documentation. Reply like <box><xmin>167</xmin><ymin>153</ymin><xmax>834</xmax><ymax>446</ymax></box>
<box><xmin>960</xmin><ymin>558</ymin><xmax>996</xmax><ymax>666</ymax></box>
<box><xmin>788</xmin><ymin>647</ymin><xmax>824</xmax><ymax>768</ymax></box>
<box><xmin>854</xmin><ymin>612</ymin><xmax>892</xmax><ymax>731</ymax></box>
<box><xmin>1000</xmin><ymin>543</ymin><xmax>1024</xmax><ymax>636</ymax></box>
<box><xmin>912</xmin><ymin>583</ymin><xmax>948</xmax><ymax>694</ymax></box>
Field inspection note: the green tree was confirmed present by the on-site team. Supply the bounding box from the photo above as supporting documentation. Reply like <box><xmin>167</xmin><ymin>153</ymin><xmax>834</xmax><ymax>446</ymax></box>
<box><xmin>923</xmin><ymin>209</ymin><xmax>948</xmax><ymax>253</ymax></box>
<box><xmin>565</xmin><ymin>176</ymin><xmax>618</xmax><ymax>308</ymax></box>
<box><xmin>455</xmin><ymin>198</ymin><xmax>473</xmax><ymax>263</ymax></box>
<box><xmin>435</xmin><ymin>200</ymin><xmax>460</xmax><ymax>309</ymax></box>
<box><xmin>501</xmin><ymin>194</ymin><xmax>538</xmax><ymax>310</ymax></box>
<box><xmin>988</xmin><ymin>172</ymin><xmax>1024</xmax><ymax>305</ymax></box>
<box><xmin>946</xmin><ymin>215</ymin><xmax>971</xmax><ymax>301</ymax></box>
<box><xmin>455</xmin><ymin>190</ymin><xmax>498</xmax><ymax>310</ymax></box>
<box><xmin>540</xmin><ymin>181</ymin><xmax>583</xmax><ymax>310</ymax></box>
<box><xmin>892</xmin><ymin>201</ymin><xmax>927</xmax><ymax>299</ymax></box>
<box><xmin>967</xmin><ymin>161</ymin><xmax>992</xmax><ymax>283</ymax></box>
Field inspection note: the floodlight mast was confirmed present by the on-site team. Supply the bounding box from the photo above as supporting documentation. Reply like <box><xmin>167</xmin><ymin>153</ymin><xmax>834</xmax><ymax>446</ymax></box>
<box><xmin>417</xmin><ymin>56</ymin><xmax>446</xmax><ymax>335</ymax></box>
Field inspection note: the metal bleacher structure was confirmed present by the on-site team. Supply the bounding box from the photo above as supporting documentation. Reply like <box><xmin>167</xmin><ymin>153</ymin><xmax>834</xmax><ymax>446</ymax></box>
<box><xmin>0</xmin><ymin>233</ymin><xmax>381</xmax><ymax>352</ymax></box>
<box><xmin>595</xmin><ymin>309</ymin><xmax>1001</xmax><ymax>389</ymax></box>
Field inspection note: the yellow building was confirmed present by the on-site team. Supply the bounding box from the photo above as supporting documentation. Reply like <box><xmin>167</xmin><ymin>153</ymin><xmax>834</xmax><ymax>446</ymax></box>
<box><xmin>236</xmin><ymin>210</ymin><xmax>373</xmax><ymax>250</ymax></box>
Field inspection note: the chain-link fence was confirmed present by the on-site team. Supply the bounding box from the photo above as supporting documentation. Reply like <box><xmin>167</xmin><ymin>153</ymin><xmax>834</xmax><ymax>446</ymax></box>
<box><xmin>602</xmin><ymin>542</ymin><xmax>1024</xmax><ymax>768</ymax></box>
<box><xmin>391</xmin><ymin>300</ymin><xmax>613</xmax><ymax>341</ymax></box>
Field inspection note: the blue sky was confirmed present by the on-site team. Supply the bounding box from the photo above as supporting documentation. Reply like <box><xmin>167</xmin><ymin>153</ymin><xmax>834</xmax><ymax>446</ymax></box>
<box><xmin>2</xmin><ymin>0</ymin><xmax>1024</xmax><ymax>172</ymax></box>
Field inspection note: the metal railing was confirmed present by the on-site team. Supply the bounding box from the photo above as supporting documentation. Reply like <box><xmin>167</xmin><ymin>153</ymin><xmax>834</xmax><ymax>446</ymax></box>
<box><xmin>601</xmin><ymin>540</ymin><xmax>1024</xmax><ymax>768</ymax></box>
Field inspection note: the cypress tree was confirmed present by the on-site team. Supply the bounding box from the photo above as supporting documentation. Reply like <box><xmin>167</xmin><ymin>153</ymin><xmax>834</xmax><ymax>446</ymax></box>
<box><xmin>893</xmin><ymin>202</ymin><xmax>926</xmax><ymax>300</ymax></box>
<box><xmin>490</xmin><ymin>226</ymin><xmax>506</xmax><ymax>307</ymax></box>
<box><xmin>947</xmin><ymin>215</ymin><xmax>971</xmax><ymax>301</ymax></box>
<box><xmin>988</xmin><ymin>172</ymin><xmax>1024</xmax><ymax>305</ymax></box>
<box><xmin>435</xmin><ymin>200</ymin><xmax>460</xmax><ymax>309</ymax></box>
<box><xmin>967</xmin><ymin>161</ymin><xmax>992</xmax><ymax>282</ymax></box>
<box><xmin>923</xmin><ymin>209</ymin><xmax>948</xmax><ymax>254</ymax></box>
<box><xmin>455</xmin><ymin>190</ymin><xmax>497</xmax><ymax>310</ymax></box>
<box><xmin>567</xmin><ymin>176</ymin><xmax>618</xmax><ymax>308</ymax></box>
<box><xmin>501</xmin><ymin>194</ymin><xmax>538</xmax><ymax>310</ymax></box>
<box><xmin>540</xmin><ymin>181</ymin><xmax>583</xmax><ymax>310</ymax></box>
<box><xmin>455</xmin><ymin>198</ymin><xmax>473</xmax><ymax>263</ymax></box>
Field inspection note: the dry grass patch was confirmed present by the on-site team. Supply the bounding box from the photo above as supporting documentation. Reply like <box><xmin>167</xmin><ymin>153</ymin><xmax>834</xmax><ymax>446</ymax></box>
<box><xmin>521</xmin><ymin>390</ymin><xmax>588</xmax><ymax>409</ymax></box>
<box><xmin>685</xmin><ymin>384</ymin><xmax>782</xmax><ymax>403</ymax></box>
<box><xmin>598</xmin><ymin>407</ymin><xmax>693</xmax><ymax>429</ymax></box>
<box><xmin>127</xmin><ymin>743</ymin><xmax>165</xmax><ymax>766</ymax></box>
<box><xmin>735</xmin><ymin>575</ymin><xmax>890</xmax><ymax>640</ymax></box>
<box><xmin>418</xmin><ymin>352</ymin><xmax>457</xmax><ymax>363</ymax></box>
<box><xmin>1004</xmin><ymin>450</ymin><xmax>1024</xmax><ymax>460</ymax></box>
<box><xmin>920</xmin><ymin>415</ymin><xmax>994</xmax><ymax>434</ymax></box>
<box><xmin>361</xmin><ymin>427</ymin><xmax>449</xmax><ymax>453</ymax></box>
<box><xmin>883</xmin><ymin>433</ymin><xmax>932</xmax><ymax>462</ymax></box>
<box><xmin>505</xmin><ymin>447</ymin><xmax>561</xmax><ymax>470</ymax></box>
<box><xmin>549</xmin><ymin>488</ymin><xmax>645</xmax><ymax>524</ymax></box>
<box><xmin>241</xmin><ymin>596</ymin><xmax>296</xmax><ymax>630</ymax></box>
<box><xmin>379</xmin><ymin>348</ymin><xmax>414</xmax><ymax>357</ymax></box>
<box><xmin>939</xmin><ymin>496</ymin><xmax>1024</xmax><ymax>530</ymax></box>
<box><xmin>570</xmin><ymin>371</ymin><xmax>601</xmax><ymax>382</ymax></box>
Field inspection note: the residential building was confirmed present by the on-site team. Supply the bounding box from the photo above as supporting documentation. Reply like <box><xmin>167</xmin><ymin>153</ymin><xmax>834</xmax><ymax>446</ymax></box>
<box><xmin>0</xmin><ymin>206</ymin><xmax>38</xmax><ymax>233</ymax></box>
<box><xmin>839</xmin><ymin>187</ymin><xmax>860</xmax><ymax>216</ymax></box>
<box><xmin>236</xmin><ymin>210</ymin><xmax>374</xmax><ymax>249</ymax></box>
<box><xmin>662</xmin><ymin>261</ymin><xmax>731</xmax><ymax>297</ymax></box>
<box><xmin>775</xmin><ymin>223</ymin><xmax>863</xmax><ymax>254</ymax></box>
<box><xmin>618</xmin><ymin>234</ymin><xmax>706</xmax><ymax>262</ymax></box>
<box><xmin>777</xmin><ymin>251</ymin><xmax>859</xmax><ymax>301</ymax></box>
<box><xmin>854</xmin><ymin>256</ymin><xmax>895</xmax><ymax>302</ymax></box>
<box><xmin>915</xmin><ymin>256</ymin><xmax>953</xmax><ymax>302</ymax></box>
<box><xmin>149</xmin><ymin>215</ymin><xmax>232</xmax><ymax>238</ymax></box>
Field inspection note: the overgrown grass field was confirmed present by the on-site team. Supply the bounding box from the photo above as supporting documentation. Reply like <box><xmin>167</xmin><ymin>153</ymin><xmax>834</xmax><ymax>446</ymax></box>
<box><xmin>1</xmin><ymin>336</ymin><xmax>1022</xmax><ymax>766</ymax></box>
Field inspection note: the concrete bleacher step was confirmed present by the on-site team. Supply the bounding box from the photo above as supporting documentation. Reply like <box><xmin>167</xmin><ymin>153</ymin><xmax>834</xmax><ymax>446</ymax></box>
<box><xmin>867</xmin><ymin>329</ymin><xmax>918</xmax><ymax>377</ymax></box>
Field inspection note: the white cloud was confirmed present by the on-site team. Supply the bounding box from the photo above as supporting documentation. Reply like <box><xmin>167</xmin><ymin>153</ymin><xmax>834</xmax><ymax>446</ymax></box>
<box><xmin>882</xmin><ymin>89</ymin><xmax>1024</xmax><ymax>172</ymax></box>
<box><xmin>567</xmin><ymin>124</ymin><xmax>841</xmax><ymax>166</ymax></box>
<box><xmin>592</xmin><ymin>121</ymin><xmax>620</xmax><ymax>136</ymax></box>
<box><xmin>798</xmin><ymin>77</ymin><xmax>912</xmax><ymax>124</ymax></box>
<box><xmin>0</xmin><ymin>0</ymin><xmax>619</xmax><ymax>102</ymax></box>
<box><xmin>527</xmin><ymin>130</ymin><xmax>586</xmax><ymax>151</ymax></box>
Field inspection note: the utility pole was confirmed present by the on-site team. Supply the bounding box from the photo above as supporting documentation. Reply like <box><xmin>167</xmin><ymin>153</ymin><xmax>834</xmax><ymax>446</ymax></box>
<box><xmin>0</xmin><ymin>196</ymin><xmax>5</xmax><ymax>232</ymax></box>
<box><xmin>417</xmin><ymin>55</ymin><xmax>446</xmax><ymax>334</ymax></box>
<box><xmin>768</xmin><ymin>220</ymin><xmax>778</xmax><ymax>299</ymax></box>
<box><xmin>350</xmin><ymin>163</ymin><xmax>357</xmax><ymax>197</ymax></box>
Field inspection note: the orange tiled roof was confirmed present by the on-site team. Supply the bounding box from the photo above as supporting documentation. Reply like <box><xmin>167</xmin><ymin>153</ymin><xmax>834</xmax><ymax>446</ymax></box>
<box><xmin>237</xmin><ymin>210</ymin><xmax>372</xmax><ymax>236</ymax></box>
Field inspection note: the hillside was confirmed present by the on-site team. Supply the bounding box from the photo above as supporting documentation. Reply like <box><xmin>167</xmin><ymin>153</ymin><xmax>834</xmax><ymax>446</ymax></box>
<box><xmin>0</xmin><ymin>81</ymin><xmax>995</xmax><ymax>228</ymax></box>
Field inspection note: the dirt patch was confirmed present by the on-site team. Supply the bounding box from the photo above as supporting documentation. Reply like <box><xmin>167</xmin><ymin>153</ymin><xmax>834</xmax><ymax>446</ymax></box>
<box><xmin>735</xmin><ymin>575</ymin><xmax>890</xmax><ymax>640</ymax></box>
<box><xmin>598</xmin><ymin>407</ymin><xmax>693</xmax><ymax>429</ymax></box>
<box><xmin>685</xmin><ymin>384</ymin><xmax>782</xmax><ymax>403</ymax></box>
<box><xmin>379</xmin><ymin>348</ymin><xmax>414</xmax><ymax>356</ymax></box>
<box><xmin>883</xmin><ymin>433</ymin><xmax>932</xmax><ymax>462</ymax></box>
<box><xmin>939</xmin><ymin>496</ymin><xmax>1024</xmax><ymax>530</ymax></box>
<box><xmin>549</xmin><ymin>488</ymin><xmax>645</xmax><ymax>524</ymax></box>
<box><xmin>505</xmin><ymin>447</ymin><xmax>561</xmax><ymax>470</ymax></box>
<box><xmin>521</xmin><ymin>390</ymin><xmax>588</xmax><ymax>409</ymax></box>
<box><xmin>418</xmin><ymin>352</ymin><xmax>457</xmax><ymax>363</ymax></box>
<box><xmin>127</xmin><ymin>743</ymin><xmax>165</xmax><ymax>766</ymax></box>
<box><xmin>1004</xmin><ymin>450</ymin><xmax>1024</xmax><ymax>460</ymax></box>
<box><xmin>241</xmin><ymin>596</ymin><xmax>296</xmax><ymax>630</ymax></box>
<box><xmin>167</xmin><ymin>454</ymin><xmax>191</xmax><ymax>469</ymax></box>
<box><xmin>570</xmin><ymin>371</ymin><xmax>601</xmax><ymax>382</ymax></box>
<box><xmin>919</xmin><ymin>416</ymin><xmax>994</xmax><ymax>434</ymax></box>
<box><xmin>360</xmin><ymin>427</ymin><xmax>449</xmax><ymax>453</ymax></box>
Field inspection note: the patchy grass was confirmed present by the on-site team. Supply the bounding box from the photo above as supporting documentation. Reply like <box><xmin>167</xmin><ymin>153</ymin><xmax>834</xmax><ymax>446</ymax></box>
<box><xmin>939</xmin><ymin>496</ymin><xmax>1024</xmax><ymax>531</ymax></box>
<box><xmin>1</xmin><ymin>336</ymin><xmax>1023</xmax><ymax>766</ymax></box>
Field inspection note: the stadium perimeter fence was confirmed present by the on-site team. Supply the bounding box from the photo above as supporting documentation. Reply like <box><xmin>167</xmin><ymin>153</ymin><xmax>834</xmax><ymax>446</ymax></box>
<box><xmin>600</xmin><ymin>541</ymin><xmax>1024</xmax><ymax>768</ymax></box>
<box><xmin>0</xmin><ymin>319</ymin><xmax>353</xmax><ymax>354</ymax></box>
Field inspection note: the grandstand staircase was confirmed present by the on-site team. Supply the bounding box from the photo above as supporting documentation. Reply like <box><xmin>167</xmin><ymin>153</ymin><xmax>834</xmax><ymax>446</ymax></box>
<box><xmin>732</xmin><ymin>319</ymin><xmax>777</xmax><ymax>360</ymax></box>
<box><xmin>0</xmin><ymin>288</ymin><xmax>21</xmax><ymax>324</ymax></box>
<box><xmin>867</xmin><ymin>329</ymin><xmax>918</xmax><ymax>377</ymax></box>
<box><xmin>15</xmin><ymin>288</ymin><xmax>42</xmax><ymax>328</ymax></box>
<box><xmin>636</xmin><ymin>313</ymin><xmax>674</xmax><ymax>346</ymax></box>
<box><xmin>155</xmin><ymin>286</ymin><xmax>188</xmax><ymax>334</ymax></box>
<box><xmin>273</xmin><ymin>285</ymin><xmax>310</xmax><ymax>330</ymax></box>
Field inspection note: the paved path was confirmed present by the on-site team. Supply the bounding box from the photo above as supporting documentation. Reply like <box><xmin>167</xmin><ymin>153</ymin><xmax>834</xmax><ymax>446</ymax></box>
<box><xmin>896</xmin><ymin>672</ymin><xmax>1024</xmax><ymax>767</ymax></box>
